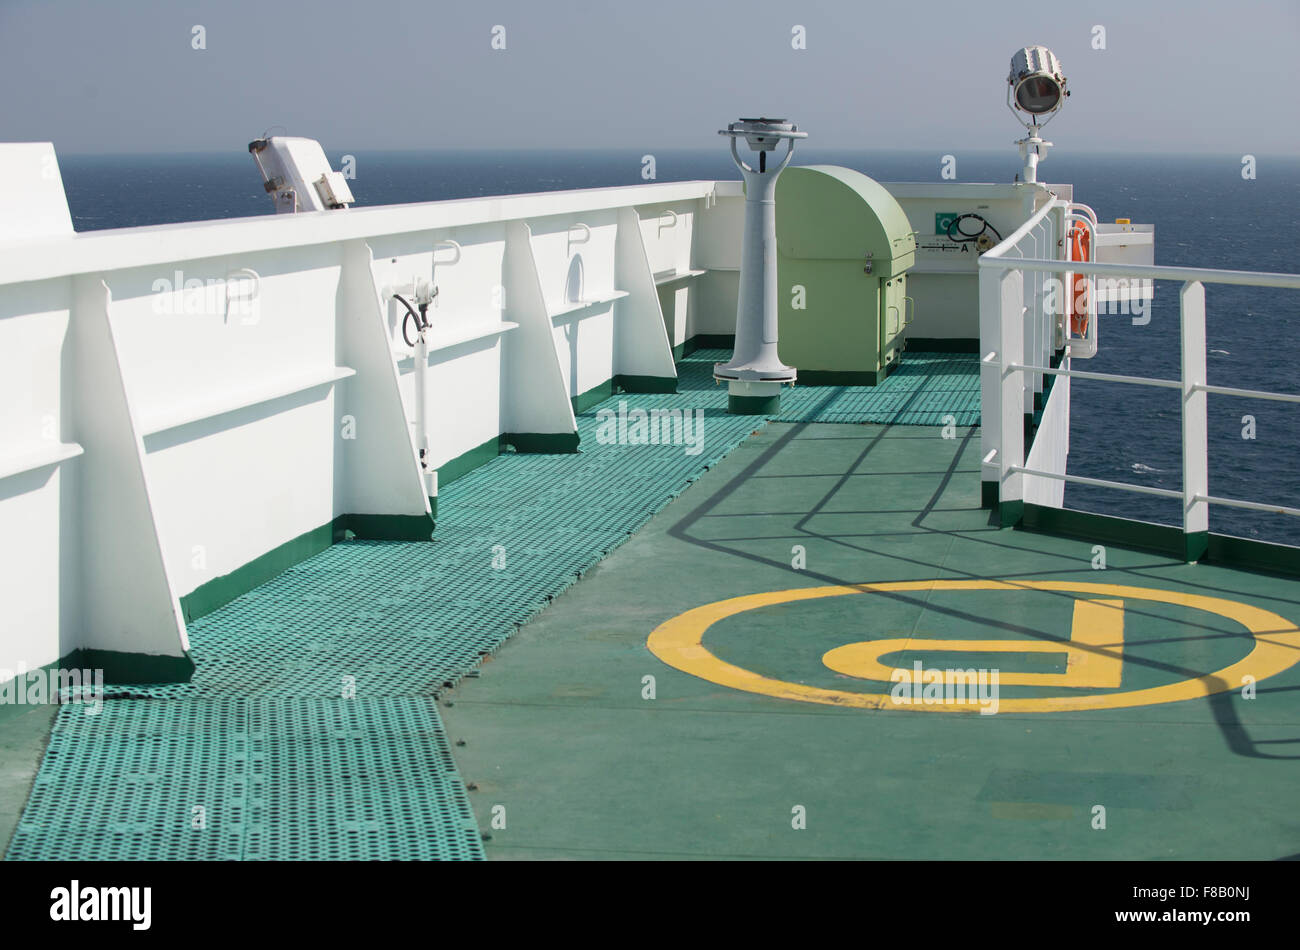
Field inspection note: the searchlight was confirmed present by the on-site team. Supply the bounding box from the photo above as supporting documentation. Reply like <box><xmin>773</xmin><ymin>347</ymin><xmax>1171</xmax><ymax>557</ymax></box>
<box><xmin>1007</xmin><ymin>46</ymin><xmax>1069</xmax><ymax>183</ymax></box>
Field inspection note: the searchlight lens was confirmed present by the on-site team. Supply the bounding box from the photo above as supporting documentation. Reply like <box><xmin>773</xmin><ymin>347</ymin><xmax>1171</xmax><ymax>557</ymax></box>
<box><xmin>1014</xmin><ymin>75</ymin><xmax>1061</xmax><ymax>114</ymax></box>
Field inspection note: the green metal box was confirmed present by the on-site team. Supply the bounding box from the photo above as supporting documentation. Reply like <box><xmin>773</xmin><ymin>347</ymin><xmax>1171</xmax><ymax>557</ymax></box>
<box><xmin>776</xmin><ymin>165</ymin><xmax>916</xmax><ymax>384</ymax></box>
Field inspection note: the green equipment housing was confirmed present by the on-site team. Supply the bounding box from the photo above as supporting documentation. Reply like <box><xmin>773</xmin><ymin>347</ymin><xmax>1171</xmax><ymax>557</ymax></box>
<box><xmin>776</xmin><ymin>165</ymin><xmax>917</xmax><ymax>384</ymax></box>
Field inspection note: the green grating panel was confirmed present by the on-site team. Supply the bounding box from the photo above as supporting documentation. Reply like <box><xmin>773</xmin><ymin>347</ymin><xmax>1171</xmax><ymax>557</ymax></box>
<box><xmin>7</xmin><ymin>698</ymin><xmax>482</xmax><ymax>861</ymax></box>
<box><xmin>11</xmin><ymin>348</ymin><xmax>979</xmax><ymax>860</ymax></box>
<box><xmin>673</xmin><ymin>348</ymin><xmax>980</xmax><ymax>426</ymax></box>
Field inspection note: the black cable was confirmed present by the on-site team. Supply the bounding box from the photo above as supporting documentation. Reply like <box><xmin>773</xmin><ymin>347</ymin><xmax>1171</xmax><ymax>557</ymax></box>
<box><xmin>945</xmin><ymin>213</ymin><xmax>1003</xmax><ymax>246</ymax></box>
<box><xmin>394</xmin><ymin>293</ymin><xmax>425</xmax><ymax>348</ymax></box>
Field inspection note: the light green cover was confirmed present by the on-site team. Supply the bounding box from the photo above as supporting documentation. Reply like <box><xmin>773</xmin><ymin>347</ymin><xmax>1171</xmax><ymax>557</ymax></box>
<box><xmin>776</xmin><ymin>165</ymin><xmax>915</xmax><ymax>273</ymax></box>
<box><xmin>775</xmin><ymin>165</ymin><xmax>916</xmax><ymax>377</ymax></box>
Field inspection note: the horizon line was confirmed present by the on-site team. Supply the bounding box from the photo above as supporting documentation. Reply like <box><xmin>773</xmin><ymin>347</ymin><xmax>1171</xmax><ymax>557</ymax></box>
<box><xmin>53</xmin><ymin>146</ymin><xmax>1298</xmax><ymax>160</ymax></box>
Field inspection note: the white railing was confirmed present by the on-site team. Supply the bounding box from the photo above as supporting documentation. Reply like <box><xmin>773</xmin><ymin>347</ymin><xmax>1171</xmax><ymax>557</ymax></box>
<box><xmin>979</xmin><ymin>200</ymin><xmax>1300</xmax><ymax>549</ymax></box>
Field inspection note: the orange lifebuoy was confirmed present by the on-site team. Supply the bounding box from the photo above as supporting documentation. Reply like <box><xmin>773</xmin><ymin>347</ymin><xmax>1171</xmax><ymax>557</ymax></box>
<box><xmin>1067</xmin><ymin>224</ymin><xmax>1091</xmax><ymax>337</ymax></box>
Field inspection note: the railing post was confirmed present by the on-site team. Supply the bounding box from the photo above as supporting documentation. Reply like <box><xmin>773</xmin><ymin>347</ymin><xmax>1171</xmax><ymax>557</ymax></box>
<box><xmin>1031</xmin><ymin>218</ymin><xmax>1047</xmax><ymax>407</ymax></box>
<box><xmin>1022</xmin><ymin>236</ymin><xmax>1035</xmax><ymax>417</ymax></box>
<box><xmin>979</xmin><ymin>265</ymin><xmax>1001</xmax><ymax>509</ymax></box>
<box><xmin>999</xmin><ymin>268</ymin><xmax>1026</xmax><ymax>526</ymax></box>
<box><xmin>1050</xmin><ymin>207</ymin><xmax>1064</xmax><ymax>351</ymax></box>
<box><xmin>1180</xmin><ymin>280</ymin><xmax>1209</xmax><ymax>561</ymax></box>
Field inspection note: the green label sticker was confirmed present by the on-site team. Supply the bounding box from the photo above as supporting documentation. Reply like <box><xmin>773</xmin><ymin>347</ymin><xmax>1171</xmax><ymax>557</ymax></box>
<box><xmin>935</xmin><ymin>212</ymin><xmax>959</xmax><ymax>235</ymax></box>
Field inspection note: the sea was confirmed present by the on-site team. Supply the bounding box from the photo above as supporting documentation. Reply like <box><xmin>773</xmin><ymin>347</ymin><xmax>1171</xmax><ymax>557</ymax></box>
<box><xmin>57</xmin><ymin>149</ymin><xmax>1300</xmax><ymax>546</ymax></box>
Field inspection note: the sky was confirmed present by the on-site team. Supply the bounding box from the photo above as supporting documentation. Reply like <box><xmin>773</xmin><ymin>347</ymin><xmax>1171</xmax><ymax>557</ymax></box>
<box><xmin>0</xmin><ymin>0</ymin><xmax>1297</xmax><ymax>155</ymax></box>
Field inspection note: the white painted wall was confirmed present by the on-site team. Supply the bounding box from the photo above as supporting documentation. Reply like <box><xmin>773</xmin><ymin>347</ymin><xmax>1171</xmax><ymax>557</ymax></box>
<box><xmin>417</xmin><ymin>338</ymin><xmax>506</xmax><ymax>466</ymax></box>
<box><xmin>0</xmin><ymin>156</ymin><xmax>726</xmax><ymax>682</ymax></box>
<box><xmin>0</xmin><ymin>278</ymin><xmax>75</xmax><ymax>675</ymax></box>
<box><xmin>637</xmin><ymin>202</ymin><xmax>697</xmax><ymax>279</ymax></box>
<box><xmin>371</xmin><ymin>223</ymin><xmax>515</xmax><ymax>470</ymax></box>
<box><xmin>882</xmin><ymin>183</ymin><xmax>1038</xmax><ymax>342</ymax></box>
<box><xmin>530</xmin><ymin>210</ymin><xmax>621</xmax><ymax>400</ymax></box>
<box><xmin>691</xmin><ymin>270</ymin><xmax>740</xmax><ymax>337</ymax></box>
<box><xmin>0</xmin><ymin>143</ymin><xmax>73</xmax><ymax>241</ymax></box>
<box><xmin>0</xmin><ymin>465</ymin><xmax>69</xmax><ymax>674</ymax></box>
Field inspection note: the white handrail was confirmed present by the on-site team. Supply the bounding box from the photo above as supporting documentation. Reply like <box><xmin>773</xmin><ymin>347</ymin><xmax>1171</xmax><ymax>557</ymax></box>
<box><xmin>1196</xmin><ymin>495</ymin><xmax>1300</xmax><ymax>518</ymax></box>
<box><xmin>1005</xmin><ymin>362</ymin><xmax>1182</xmax><ymax>390</ymax></box>
<box><xmin>1068</xmin><ymin>201</ymin><xmax>1099</xmax><ymax>228</ymax></box>
<box><xmin>981</xmin><ymin>195</ymin><xmax>1300</xmax><ymax>552</ymax></box>
<box><xmin>1009</xmin><ymin>465</ymin><xmax>1185</xmax><ymax>500</ymax></box>
<box><xmin>983</xmin><ymin>198</ymin><xmax>1059</xmax><ymax>260</ymax></box>
<box><xmin>1200</xmin><ymin>383</ymin><xmax>1300</xmax><ymax>404</ymax></box>
<box><xmin>983</xmin><ymin>255</ymin><xmax>1300</xmax><ymax>289</ymax></box>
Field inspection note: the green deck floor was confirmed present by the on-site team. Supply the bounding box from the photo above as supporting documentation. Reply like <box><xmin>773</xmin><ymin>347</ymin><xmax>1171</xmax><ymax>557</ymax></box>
<box><xmin>439</xmin><ymin>422</ymin><xmax>1300</xmax><ymax>859</ymax></box>
<box><xmin>8</xmin><ymin>346</ymin><xmax>1297</xmax><ymax>860</ymax></box>
<box><xmin>3</xmin><ymin>349</ymin><xmax>979</xmax><ymax>860</ymax></box>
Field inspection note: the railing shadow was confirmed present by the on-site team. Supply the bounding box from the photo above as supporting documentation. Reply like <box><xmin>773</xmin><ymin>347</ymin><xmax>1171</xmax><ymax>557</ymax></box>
<box><xmin>664</xmin><ymin>389</ymin><xmax>1300</xmax><ymax>762</ymax></box>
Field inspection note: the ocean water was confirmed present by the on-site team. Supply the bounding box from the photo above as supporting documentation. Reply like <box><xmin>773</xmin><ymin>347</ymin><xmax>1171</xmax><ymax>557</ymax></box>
<box><xmin>58</xmin><ymin>149</ymin><xmax>1300</xmax><ymax>546</ymax></box>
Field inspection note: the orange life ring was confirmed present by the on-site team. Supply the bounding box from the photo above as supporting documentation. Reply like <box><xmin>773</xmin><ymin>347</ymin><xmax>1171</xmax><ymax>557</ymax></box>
<box><xmin>1067</xmin><ymin>224</ymin><xmax>1091</xmax><ymax>337</ymax></box>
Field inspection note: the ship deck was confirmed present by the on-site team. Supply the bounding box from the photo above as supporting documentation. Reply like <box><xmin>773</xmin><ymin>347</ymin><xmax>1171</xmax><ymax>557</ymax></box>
<box><xmin>443</xmin><ymin>418</ymin><xmax>1300</xmax><ymax>859</ymax></box>
<box><xmin>4</xmin><ymin>349</ymin><xmax>1299</xmax><ymax>860</ymax></box>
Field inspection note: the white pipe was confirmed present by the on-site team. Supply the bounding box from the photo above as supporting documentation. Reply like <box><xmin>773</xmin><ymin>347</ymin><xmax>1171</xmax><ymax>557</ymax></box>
<box><xmin>414</xmin><ymin>326</ymin><xmax>430</xmax><ymax>496</ymax></box>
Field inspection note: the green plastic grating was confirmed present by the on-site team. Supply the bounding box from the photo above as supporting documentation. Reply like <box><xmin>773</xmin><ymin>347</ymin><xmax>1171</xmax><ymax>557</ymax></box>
<box><xmin>675</xmin><ymin>348</ymin><xmax>980</xmax><ymax>426</ymax></box>
<box><xmin>7</xmin><ymin>698</ymin><xmax>482</xmax><ymax>861</ymax></box>
<box><xmin>10</xmin><ymin>349</ymin><xmax>979</xmax><ymax>860</ymax></box>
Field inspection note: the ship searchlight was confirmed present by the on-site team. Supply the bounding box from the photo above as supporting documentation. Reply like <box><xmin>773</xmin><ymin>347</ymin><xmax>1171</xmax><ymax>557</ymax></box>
<box><xmin>714</xmin><ymin>118</ymin><xmax>807</xmax><ymax>415</ymax></box>
<box><xmin>1009</xmin><ymin>46</ymin><xmax>1068</xmax><ymax>116</ymax></box>
<box><xmin>1007</xmin><ymin>46</ymin><xmax>1069</xmax><ymax>184</ymax></box>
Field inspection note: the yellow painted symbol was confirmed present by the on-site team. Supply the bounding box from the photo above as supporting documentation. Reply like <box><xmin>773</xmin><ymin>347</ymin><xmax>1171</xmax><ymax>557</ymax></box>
<box><xmin>646</xmin><ymin>580</ymin><xmax>1300</xmax><ymax>713</ymax></box>
<box><xmin>823</xmin><ymin>598</ymin><xmax>1125</xmax><ymax>688</ymax></box>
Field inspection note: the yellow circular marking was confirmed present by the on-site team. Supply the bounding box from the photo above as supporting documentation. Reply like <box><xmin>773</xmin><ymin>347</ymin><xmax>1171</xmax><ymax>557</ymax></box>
<box><xmin>646</xmin><ymin>580</ymin><xmax>1300</xmax><ymax>713</ymax></box>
